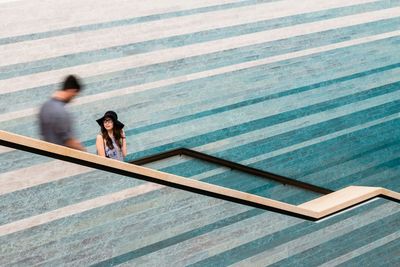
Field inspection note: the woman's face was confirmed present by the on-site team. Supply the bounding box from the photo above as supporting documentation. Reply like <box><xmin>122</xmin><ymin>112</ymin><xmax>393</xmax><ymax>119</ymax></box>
<box><xmin>103</xmin><ymin>117</ymin><xmax>114</xmax><ymax>131</ymax></box>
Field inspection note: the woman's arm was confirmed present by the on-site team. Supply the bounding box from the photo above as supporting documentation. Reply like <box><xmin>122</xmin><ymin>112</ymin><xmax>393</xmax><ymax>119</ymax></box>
<box><xmin>121</xmin><ymin>130</ymin><xmax>127</xmax><ymax>157</ymax></box>
<box><xmin>96</xmin><ymin>135</ymin><xmax>106</xmax><ymax>157</ymax></box>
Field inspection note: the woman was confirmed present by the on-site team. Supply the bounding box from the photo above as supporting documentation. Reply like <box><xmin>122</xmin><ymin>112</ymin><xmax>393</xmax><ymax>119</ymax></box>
<box><xmin>96</xmin><ymin>111</ymin><xmax>127</xmax><ymax>161</ymax></box>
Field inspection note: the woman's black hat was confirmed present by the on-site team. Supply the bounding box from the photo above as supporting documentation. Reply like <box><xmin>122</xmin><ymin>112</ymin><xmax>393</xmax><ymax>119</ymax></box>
<box><xmin>96</xmin><ymin>111</ymin><xmax>124</xmax><ymax>129</ymax></box>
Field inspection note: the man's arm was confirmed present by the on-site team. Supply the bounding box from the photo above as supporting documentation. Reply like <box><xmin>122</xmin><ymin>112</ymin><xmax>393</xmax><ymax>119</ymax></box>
<box><xmin>65</xmin><ymin>138</ymin><xmax>86</xmax><ymax>151</ymax></box>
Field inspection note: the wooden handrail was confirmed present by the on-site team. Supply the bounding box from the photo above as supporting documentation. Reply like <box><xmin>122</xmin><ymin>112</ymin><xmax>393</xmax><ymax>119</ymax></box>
<box><xmin>0</xmin><ymin>130</ymin><xmax>399</xmax><ymax>221</ymax></box>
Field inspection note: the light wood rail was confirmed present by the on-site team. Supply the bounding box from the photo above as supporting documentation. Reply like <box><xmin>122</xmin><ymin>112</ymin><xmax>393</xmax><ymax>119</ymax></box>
<box><xmin>1</xmin><ymin>130</ymin><xmax>399</xmax><ymax>221</ymax></box>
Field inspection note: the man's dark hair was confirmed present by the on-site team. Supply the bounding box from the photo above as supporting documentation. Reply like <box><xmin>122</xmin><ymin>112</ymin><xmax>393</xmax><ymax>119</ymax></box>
<box><xmin>62</xmin><ymin>75</ymin><xmax>82</xmax><ymax>91</ymax></box>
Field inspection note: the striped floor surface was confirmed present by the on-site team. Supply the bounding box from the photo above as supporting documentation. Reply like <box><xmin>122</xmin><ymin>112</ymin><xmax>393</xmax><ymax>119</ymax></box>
<box><xmin>0</xmin><ymin>0</ymin><xmax>399</xmax><ymax>265</ymax></box>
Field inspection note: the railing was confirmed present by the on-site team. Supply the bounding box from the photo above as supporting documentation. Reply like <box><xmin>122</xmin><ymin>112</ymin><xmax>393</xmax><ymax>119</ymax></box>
<box><xmin>1</xmin><ymin>130</ymin><xmax>399</xmax><ymax>221</ymax></box>
<box><xmin>131</xmin><ymin>147</ymin><xmax>333</xmax><ymax>195</ymax></box>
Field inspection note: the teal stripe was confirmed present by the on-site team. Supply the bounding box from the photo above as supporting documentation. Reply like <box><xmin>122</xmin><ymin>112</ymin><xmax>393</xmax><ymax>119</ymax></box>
<box><xmin>253</xmin><ymin>121</ymin><xmax>400</xmax><ymax>186</ymax></box>
<box><xmin>358</xmin><ymin>161</ymin><xmax>400</xmax><ymax>190</ymax></box>
<box><xmin>1</xmin><ymin>4</ymin><xmax>398</xmax><ymax>81</ymax></box>
<box><xmin>281</xmin><ymin>138</ymin><xmax>400</xmax><ymax>179</ymax></box>
<box><xmin>0</xmin><ymin>0</ymin><xmax>278</xmax><ymax>46</ymax></box>
<box><xmin>326</xmin><ymin>157</ymin><xmax>400</xmax><ymax>191</ymax></box>
<box><xmin>268</xmin><ymin>211</ymin><xmax>400</xmax><ymax>266</ymax></box>
<box><xmin>81</xmin><ymin>63</ymin><xmax>400</xmax><ymax>148</ymax></box>
<box><xmin>302</xmin><ymin>138</ymin><xmax>400</xmax><ymax>190</ymax></box>
<box><xmin>370</xmin><ymin>167</ymin><xmax>400</xmax><ymax>189</ymax></box>
<box><xmin>0</xmin><ymin>150</ymin><xmax>52</xmax><ymax>173</ymax></box>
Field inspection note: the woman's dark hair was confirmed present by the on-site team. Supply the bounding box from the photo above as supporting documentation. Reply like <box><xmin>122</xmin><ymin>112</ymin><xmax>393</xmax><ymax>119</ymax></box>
<box><xmin>100</xmin><ymin>120</ymin><xmax>122</xmax><ymax>150</ymax></box>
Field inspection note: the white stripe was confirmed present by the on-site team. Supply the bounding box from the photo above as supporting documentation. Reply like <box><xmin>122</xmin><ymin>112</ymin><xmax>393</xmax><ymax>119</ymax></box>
<box><xmin>301</xmin><ymin>131</ymin><xmax>400</xmax><ymax>185</ymax></box>
<box><xmin>0</xmin><ymin>161</ymin><xmax>92</xmax><ymax>196</ymax></box>
<box><xmin>314</xmin><ymin>198</ymin><xmax>381</xmax><ymax>223</ymax></box>
<box><xmin>0</xmin><ymin>0</ymin><xmax>244</xmax><ymax>39</ymax></box>
<box><xmin>0</xmin><ymin>0</ymin><xmax>22</xmax><ymax>4</ymax></box>
<box><xmin>0</xmin><ymin>0</ymin><xmax>384</xmax><ymax>67</ymax></box>
<box><xmin>0</xmin><ymin>146</ymin><xmax>14</xmax><ymax>153</ymax></box>
<box><xmin>1</xmin><ymin>30</ymin><xmax>399</xmax><ymax>124</ymax></box>
<box><xmin>0</xmin><ymin>183</ymin><xmax>163</xmax><ymax>237</ymax></box>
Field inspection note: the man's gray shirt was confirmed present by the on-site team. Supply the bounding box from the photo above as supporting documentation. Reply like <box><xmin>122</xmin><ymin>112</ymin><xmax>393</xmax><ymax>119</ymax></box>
<box><xmin>39</xmin><ymin>98</ymin><xmax>74</xmax><ymax>145</ymax></box>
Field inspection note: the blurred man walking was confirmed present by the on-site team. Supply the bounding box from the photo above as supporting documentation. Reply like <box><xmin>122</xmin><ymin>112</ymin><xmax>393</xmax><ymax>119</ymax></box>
<box><xmin>39</xmin><ymin>75</ymin><xmax>85</xmax><ymax>151</ymax></box>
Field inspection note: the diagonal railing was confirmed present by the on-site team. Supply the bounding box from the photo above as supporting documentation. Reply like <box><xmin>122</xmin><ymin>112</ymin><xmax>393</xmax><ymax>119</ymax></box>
<box><xmin>0</xmin><ymin>130</ymin><xmax>399</xmax><ymax>223</ymax></box>
<box><xmin>131</xmin><ymin>148</ymin><xmax>333</xmax><ymax>195</ymax></box>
